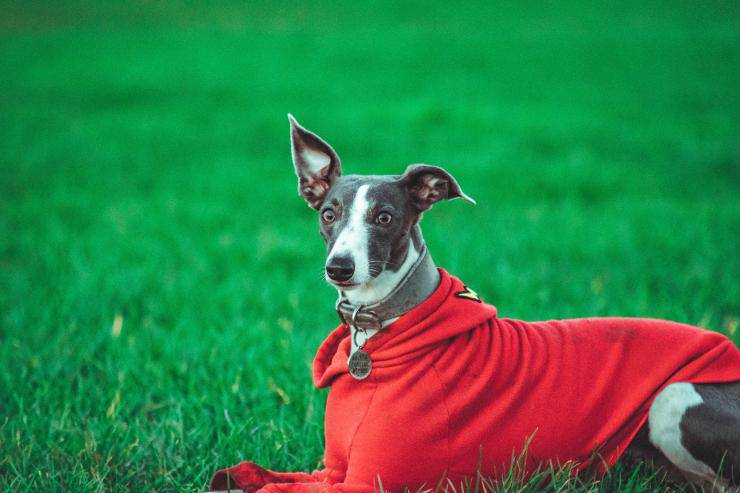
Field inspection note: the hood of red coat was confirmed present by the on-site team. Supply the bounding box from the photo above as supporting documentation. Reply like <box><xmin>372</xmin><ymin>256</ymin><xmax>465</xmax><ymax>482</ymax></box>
<box><xmin>313</xmin><ymin>268</ymin><xmax>498</xmax><ymax>388</ymax></box>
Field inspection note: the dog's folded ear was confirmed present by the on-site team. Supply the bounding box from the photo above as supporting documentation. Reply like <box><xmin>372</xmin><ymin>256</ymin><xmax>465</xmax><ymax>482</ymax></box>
<box><xmin>401</xmin><ymin>164</ymin><xmax>476</xmax><ymax>212</ymax></box>
<box><xmin>288</xmin><ymin>114</ymin><xmax>342</xmax><ymax>209</ymax></box>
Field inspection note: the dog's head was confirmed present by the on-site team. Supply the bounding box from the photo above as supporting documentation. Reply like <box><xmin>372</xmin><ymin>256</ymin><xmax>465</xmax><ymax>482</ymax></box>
<box><xmin>289</xmin><ymin>114</ymin><xmax>475</xmax><ymax>291</ymax></box>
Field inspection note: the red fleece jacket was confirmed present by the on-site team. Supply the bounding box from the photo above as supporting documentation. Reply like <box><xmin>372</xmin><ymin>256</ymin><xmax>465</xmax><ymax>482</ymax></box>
<box><xmin>211</xmin><ymin>269</ymin><xmax>740</xmax><ymax>493</ymax></box>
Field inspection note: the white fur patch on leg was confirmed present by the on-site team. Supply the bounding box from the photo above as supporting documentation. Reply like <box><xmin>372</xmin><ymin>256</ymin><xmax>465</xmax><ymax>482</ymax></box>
<box><xmin>649</xmin><ymin>382</ymin><xmax>716</xmax><ymax>480</ymax></box>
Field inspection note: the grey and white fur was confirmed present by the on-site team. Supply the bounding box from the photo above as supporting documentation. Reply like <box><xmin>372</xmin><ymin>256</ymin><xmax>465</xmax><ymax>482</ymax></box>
<box><xmin>287</xmin><ymin>114</ymin><xmax>740</xmax><ymax>489</ymax></box>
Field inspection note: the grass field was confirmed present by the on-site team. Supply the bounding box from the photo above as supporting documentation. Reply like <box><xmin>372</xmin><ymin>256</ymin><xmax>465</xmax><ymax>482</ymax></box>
<box><xmin>1</xmin><ymin>1</ymin><xmax>739</xmax><ymax>491</ymax></box>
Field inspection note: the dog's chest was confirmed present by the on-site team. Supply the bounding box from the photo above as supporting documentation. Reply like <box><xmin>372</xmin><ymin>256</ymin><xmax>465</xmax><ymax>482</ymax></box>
<box><xmin>323</xmin><ymin>361</ymin><xmax>450</xmax><ymax>487</ymax></box>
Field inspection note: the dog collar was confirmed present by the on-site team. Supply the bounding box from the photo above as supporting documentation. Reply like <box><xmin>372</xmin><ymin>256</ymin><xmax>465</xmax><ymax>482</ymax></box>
<box><xmin>336</xmin><ymin>246</ymin><xmax>438</xmax><ymax>380</ymax></box>
<box><xmin>335</xmin><ymin>245</ymin><xmax>438</xmax><ymax>332</ymax></box>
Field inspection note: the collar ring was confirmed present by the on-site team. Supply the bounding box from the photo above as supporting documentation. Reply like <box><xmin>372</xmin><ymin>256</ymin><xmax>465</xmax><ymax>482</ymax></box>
<box><xmin>351</xmin><ymin>305</ymin><xmax>364</xmax><ymax>328</ymax></box>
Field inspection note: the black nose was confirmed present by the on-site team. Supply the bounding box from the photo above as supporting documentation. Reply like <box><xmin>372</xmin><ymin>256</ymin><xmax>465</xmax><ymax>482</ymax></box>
<box><xmin>326</xmin><ymin>256</ymin><xmax>355</xmax><ymax>282</ymax></box>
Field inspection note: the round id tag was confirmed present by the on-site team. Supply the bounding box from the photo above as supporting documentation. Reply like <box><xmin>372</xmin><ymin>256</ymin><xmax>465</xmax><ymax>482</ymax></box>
<box><xmin>348</xmin><ymin>349</ymin><xmax>372</xmax><ymax>380</ymax></box>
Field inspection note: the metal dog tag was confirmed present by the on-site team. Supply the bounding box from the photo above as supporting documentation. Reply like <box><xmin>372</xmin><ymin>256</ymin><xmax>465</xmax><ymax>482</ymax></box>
<box><xmin>348</xmin><ymin>349</ymin><xmax>372</xmax><ymax>380</ymax></box>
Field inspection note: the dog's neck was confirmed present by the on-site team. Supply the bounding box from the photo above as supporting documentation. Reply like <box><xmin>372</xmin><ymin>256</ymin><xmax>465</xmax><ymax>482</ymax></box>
<box><xmin>337</xmin><ymin>227</ymin><xmax>439</xmax><ymax>356</ymax></box>
<box><xmin>338</xmin><ymin>225</ymin><xmax>440</xmax><ymax>325</ymax></box>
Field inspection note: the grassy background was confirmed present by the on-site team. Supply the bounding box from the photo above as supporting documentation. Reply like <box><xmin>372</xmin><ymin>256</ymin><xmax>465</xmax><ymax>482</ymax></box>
<box><xmin>1</xmin><ymin>1</ymin><xmax>738</xmax><ymax>491</ymax></box>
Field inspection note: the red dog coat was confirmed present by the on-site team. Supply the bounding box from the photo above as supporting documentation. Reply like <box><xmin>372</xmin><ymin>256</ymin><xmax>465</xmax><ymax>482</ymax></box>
<box><xmin>211</xmin><ymin>269</ymin><xmax>740</xmax><ymax>493</ymax></box>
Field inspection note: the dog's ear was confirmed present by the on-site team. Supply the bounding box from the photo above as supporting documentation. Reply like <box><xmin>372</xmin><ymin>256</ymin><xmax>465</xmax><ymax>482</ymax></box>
<box><xmin>288</xmin><ymin>114</ymin><xmax>342</xmax><ymax>209</ymax></box>
<box><xmin>401</xmin><ymin>164</ymin><xmax>476</xmax><ymax>212</ymax></box>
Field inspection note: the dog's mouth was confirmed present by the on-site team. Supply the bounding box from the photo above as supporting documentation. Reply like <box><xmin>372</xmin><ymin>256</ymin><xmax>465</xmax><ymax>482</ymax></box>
<box><xmin>330</xmin><ymin>280</ymin><xmax>360</xmax><ymax>289</ymax></box>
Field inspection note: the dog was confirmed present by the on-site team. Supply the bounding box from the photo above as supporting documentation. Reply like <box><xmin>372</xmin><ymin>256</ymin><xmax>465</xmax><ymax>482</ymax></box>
<box><xmin>209</xmin><ymin>116</ymin><xmax>740</xmax><ymax>493</ymax></box>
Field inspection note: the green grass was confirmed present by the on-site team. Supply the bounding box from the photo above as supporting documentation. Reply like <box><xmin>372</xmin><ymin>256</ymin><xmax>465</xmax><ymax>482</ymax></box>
<box><xmin>1</xmin><ymin>1</ymin><xmax>738</xmax><ymax>491</ymax></box>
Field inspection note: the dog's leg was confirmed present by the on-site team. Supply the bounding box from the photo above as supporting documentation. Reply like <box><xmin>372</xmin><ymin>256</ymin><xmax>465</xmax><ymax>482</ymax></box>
<box><xmin>623</xmin><ymin>424</ymin><xmax>689</xmax><ymax>486</ymax></box>
<box><xmin>648</xmin><ymin>383</ymin><xmax>717</xmax><ymax>481</ymax></box>
<box><xmin>681</xmin><ymin>382</ymin><xmax>740</xmax><ymax>485</ymax></box>
<box><xmin>648</xmin><ymin>381</ymin><xmax>740</xmax><ymax>488</ymax></box>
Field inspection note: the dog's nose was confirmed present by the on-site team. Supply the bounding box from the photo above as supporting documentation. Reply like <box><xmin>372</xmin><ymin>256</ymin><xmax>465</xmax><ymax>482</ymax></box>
<box><xmin>326</xmin><ymin>256</ymin><xmax>355</xmax><ymax>282</ymax></box>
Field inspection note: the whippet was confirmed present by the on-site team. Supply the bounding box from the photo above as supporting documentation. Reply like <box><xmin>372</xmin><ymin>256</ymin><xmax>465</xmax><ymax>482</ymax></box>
<box><xmin>208</xmin><ymin>116</ymin><xmax>740</xmax><ymax>493</ymax></box>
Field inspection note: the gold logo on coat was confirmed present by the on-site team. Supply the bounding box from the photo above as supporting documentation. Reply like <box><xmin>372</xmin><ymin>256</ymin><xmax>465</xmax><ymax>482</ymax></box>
<box><xmin>455</xmin><ymin>286</ymin><xmax>481</xmax><ymax>303</ymax></box>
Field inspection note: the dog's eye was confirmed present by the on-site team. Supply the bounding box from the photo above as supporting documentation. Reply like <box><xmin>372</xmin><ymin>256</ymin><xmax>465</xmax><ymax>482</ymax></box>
<box><xmin>321</xmin><ymin>209</ymin><xmax>336</xmax><ymax>224</ymax></box>
<box><xmin>377</xmin><ymin>212</ymin><xmax>392</xmax><ymax>225</ymax></box>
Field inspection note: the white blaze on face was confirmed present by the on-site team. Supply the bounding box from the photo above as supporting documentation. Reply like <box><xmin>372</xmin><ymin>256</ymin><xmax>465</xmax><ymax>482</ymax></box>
<box><xmin>328</xmin><ymin>184</ymin><xmax>371</xmax><ymax>283</ymax></box>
